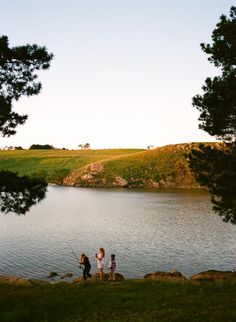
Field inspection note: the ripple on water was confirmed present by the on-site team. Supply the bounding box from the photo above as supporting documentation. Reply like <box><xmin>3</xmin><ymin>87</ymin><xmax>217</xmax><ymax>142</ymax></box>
<box><xmin>0</xmin><ymin>187</ymin><xmax>236</xmax><ymax>278</ymax></box>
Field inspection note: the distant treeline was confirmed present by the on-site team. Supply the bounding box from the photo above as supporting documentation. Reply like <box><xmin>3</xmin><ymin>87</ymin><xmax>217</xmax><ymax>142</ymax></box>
<box><xmin>29</xmin><ymin>144</ymin><xmax>54</xmax><ymax>150</ymax></box>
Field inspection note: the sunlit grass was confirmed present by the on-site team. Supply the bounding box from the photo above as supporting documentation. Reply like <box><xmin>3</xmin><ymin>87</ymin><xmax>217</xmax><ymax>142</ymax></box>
<box><xmin>0</xmin><ymin>149</ymin><xmax>143</xmax><ymax>183</ymax></box>
<box><xmin>0</xmin><ymin>143</ymin><xmax>218</xmax><ymax>186</ymax></box>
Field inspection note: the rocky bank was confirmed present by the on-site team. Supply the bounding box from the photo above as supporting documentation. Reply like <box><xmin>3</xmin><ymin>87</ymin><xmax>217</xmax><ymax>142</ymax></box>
<box><xmin>1</xmin><ymin>270</ymin><xmax>236</xmax><ymax>286</ymax></box>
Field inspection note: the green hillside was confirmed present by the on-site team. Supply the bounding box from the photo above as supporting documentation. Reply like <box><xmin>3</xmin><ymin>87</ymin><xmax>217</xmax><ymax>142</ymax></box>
<box><xmin>0</xmin><ymin>149</ymin><xmax>142</xmax><ymax>184</ymax></box>
<box><xmin>0</xmin><ymin>143</ymin><xmax>219</xmax><ymax>188</ymax></box>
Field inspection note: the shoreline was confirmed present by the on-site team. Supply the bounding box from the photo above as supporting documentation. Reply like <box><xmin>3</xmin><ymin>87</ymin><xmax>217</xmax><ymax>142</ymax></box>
<box><xmin>1</xmin><ymin>270</ymin><xmax>235</xmax><ymax>286</ymax></box>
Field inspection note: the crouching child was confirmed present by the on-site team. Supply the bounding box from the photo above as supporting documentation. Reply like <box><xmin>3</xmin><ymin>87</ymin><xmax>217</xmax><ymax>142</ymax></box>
<box><xmin>80</xmin><ymin>254</ymin><xmax>92</xmax><ymax>280</ymax></box>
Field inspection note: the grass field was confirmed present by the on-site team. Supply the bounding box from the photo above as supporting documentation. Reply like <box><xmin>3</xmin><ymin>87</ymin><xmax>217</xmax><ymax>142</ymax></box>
<box><xmin>0</xmin><ymin>143</ymin><xmax>217</xmax><ymax>187</ymax></box>
<box><xmin>0</xmin><ymin>280</ymin><xmax>235</xmax><ymax>322</ymax></box>
<box><xmin>0</xmin><ymin>149</ymin><xmax>143</xmax><ymax>184</ymax></box>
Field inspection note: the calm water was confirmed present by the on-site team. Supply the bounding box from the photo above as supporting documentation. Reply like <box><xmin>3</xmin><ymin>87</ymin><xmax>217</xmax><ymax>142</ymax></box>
<box><xmin>0</xmin><ymin>186</ymin><xmax>235</xmax><ymax>279</ymax></box>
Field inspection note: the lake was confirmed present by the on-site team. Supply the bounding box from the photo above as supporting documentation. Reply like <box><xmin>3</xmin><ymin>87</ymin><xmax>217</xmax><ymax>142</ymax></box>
<box><xmin>0</xmin><ymin>186</ymin><xmax>235</xmax><ymax>279</ymax></box>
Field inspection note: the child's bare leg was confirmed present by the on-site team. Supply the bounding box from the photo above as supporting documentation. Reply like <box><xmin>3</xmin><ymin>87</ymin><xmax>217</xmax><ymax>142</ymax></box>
<box><xmin>112</xmin><ymin>272</ymin><xmax>115</xmax><ymax>280</ymax></box>
<box><xmin>99</xmin><ymin>268</ymin><xmax>104</xmax><ymax>281</ymax></box>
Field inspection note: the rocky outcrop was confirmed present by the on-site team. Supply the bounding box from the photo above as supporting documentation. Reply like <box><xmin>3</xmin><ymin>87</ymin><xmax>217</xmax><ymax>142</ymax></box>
<box><xmin>73</xmin><ymin>276</ymin><xmax>84</xmax><ymax>283</ymax></box>
<box><xmin>144</xmin><ymin>271</ymin><xmax>187</xmax><ymax>281</ymax></box>
<box><xmin>1</xmin><ymin>270</ymin><xmax>236</xmax><ymax>287</ymax></box>
<box><xmin>29</xmin><ymin>278</ymin><xmax>50</xmax><ymax>285</ymax></box>
<box><xmin>0</xmin><ymin>275</ymin><xmax>49</xmax><ymax>286</ymax></box>
<box><xmin>0</xmin><ymin>275</ymin><xmax>32</xmax><ymax>286</ymax></box>
<box><xmin>62</xmin><ymin>165</ymin><xmax>197</xmax><ymax>188</ymax></box>
<box><xmin>73</xmin><ymin>273</ymin><xmax>124</xmax><ymax>283</ymax></box>
<box><xmin>146</xmin><ymin>179</ymin><xmax>160</xmax><ymax>188</ymax></box>
<box><xmin>91</xmin><ymin>272</ymin><xmax>124</xmax><ymax>282</ymax></box>
<box><xmin>127</xmin><ymin>178</ymin><xmax>160</xmax><ymax>188</ymax></box>
<box><xmin>63</xmin><ymin>171</ymin><xmax>81</xmax><ymax>186</ymax></box>
<box><xmin>60</xmin><ymin>273</ymin><xmax>73</xmax><ymax>279</ymax></box>
<box><xmin>89</xmin><ymin>163</ymin><xmax>104</xmax><ymax>172</ymax></box>
<box><xmin>47</xmin><ymin>271</ymin><xmax>59</xmax><ymax>278</ymax></box>
<box><xmin>190</xmin><ymin>270</ymin><xmax>236</xmax><ymax>281</ymax></box>
<box><xmin>63</xmin><ymin>162</ymin><xmax>105</xmax><ymax>186</ymax></box>
<box><xmin>112</xmin><ymin>176</ymin><xmax>128</xmax><ymax>187</ymax></box>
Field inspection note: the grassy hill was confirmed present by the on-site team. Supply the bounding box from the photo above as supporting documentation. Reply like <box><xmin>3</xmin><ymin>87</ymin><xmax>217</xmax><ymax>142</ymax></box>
<box><xmin>0</xmin><ymin>149</ymin><xmax>142</xmax><ymax>184</ymax></box>
<box><xmin>0</xmin><ymin>143</ymin><xmax>219</xmax><ymax>188</ymax></box>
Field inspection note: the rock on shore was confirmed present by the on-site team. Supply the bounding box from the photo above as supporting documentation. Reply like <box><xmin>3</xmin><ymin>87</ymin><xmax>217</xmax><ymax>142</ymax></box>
<box><xmin>73</xmin><ymin>272</ymin><xmax>124</xmax><ymax>283</ymax></box>
<box><xmin>1</xmin><ymin>270</ymin><xmax>236</xmax><ymax>286</ymax></box>
<box><xmin>190</xmin><ymin>270</ymin><xmax>236</xmax><ymax>281</ymax></box>
<box><xmin>0</xmin><ymin>275</ymin><xmax>49</xmax><ymax>286</ymax></box>
<box><xmin>144</xmin><ymin>270</ymin><xmax>187</xmax><ymax>281</ymax></box>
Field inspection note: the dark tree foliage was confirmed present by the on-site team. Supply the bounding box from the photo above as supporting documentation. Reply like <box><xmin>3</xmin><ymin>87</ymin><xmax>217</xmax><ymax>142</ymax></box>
<box><xmin>189</xmin><ymin>144</ymin><xmax>236</xmax><ymax>223</ymax></box>
<box><xmin>193</xmin><ymin>7</ymin><xmax>236</xmax><ymax>143</ymax></box>
<box><xmin>0</xmin><ymin>36</ymin><xmax>53</xmax><ymax>214</ymax></box>
<box><xmin>29</xmin><ymin>144</ymin><xmax>54</xmax><ymax>150</ymax></box>
<box><xmin>190</xmin><ymin>7</ymin><xmax>236</xmax><ymax>223</ymax></box>
<box><xmin>0</xmin><ymin>96</ymin><xmax>27</xmax><ymax>136</ymax></box>
<box><xmin>0</xmin><ymin>171</ymin><xmax>47</xmax><ymax>214</ymax></box>
<box><xmin>0</xmin><ymin>35</ymin><xmax>53</xmax><ymax>136</ymax></box>
<box><xmin>193</xmin><ymin>72</ymin><xmax>236</xmax><ymax>142</ymax></box>
<box><xmin>200</xmin><ymin>7</ymin><xmax>236</xmax><ymax>72</ymax></box>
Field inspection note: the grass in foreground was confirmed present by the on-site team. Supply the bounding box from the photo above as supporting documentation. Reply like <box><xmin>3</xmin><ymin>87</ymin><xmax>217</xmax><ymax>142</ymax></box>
<box><xmin>0</xmin><ymin>280</ymin><xmax>235</xmax><ymax>322</ymax></box>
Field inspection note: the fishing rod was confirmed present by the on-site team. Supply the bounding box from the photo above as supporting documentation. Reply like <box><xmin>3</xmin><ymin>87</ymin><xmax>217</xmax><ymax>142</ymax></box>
<box><xmin>66</xmin><ymin>241</ymin><xmax>82</xmax><ymax>269</ymax></box>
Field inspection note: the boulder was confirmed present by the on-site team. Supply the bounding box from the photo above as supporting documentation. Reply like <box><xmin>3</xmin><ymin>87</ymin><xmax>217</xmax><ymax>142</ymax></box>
<box><xmin>55</xmin><ymin>280</ymin><xmax>70</xmax><ymax>285</ymax></box>
<box><xmin>47</xmin><ymin>272</ymin><xmax>58</xmax><ymax>278</ymax></box>
<box><xmin>29</xmin><ymin>279</ymin><xmax>49</xmax><ymax>285</ymax></box>
<box><xmin>90</xmin><ymin>272</ymin><xmax>124</xmax><ymax>282</ymax></box>
<box><xmin>81</xmin><ymin>174</ymin><xmax>93</xmax><ymax>181</ymax></box>
<box><xmin>146</xmin><ymin>179</ymin><xmax>160</xmax><ymax>188</ymax></box>
<box><xmin>89</xmin><ymin>163</ymin><xmax>104</xmax><ymax>172</ymax></box>
<box><xmin>73</xmin><ymin>273</ymin><xmax>124</xmax><ymax>283</ymax></box>
<box><xmin>73</xmin><ymin>276</ymin><xmax>84</xmax><ymax>284</ymax></box>
<box><xmin>63</xmin><ymin>171</ymin><xmax>80</xmax><ymax>186</ymax></box>
<box><xmin>11</xmin><ymin>277</ymin><xmax>32</xmax><ymax>286</ymax></box>
<box><xmin>60</xmin><ymin>273</ymin><xmax>73</xmax><ymax>279</ymax></box>
<box><xmin>0</xmin><ymin>275</ymin><xmax>10</xmax><ymax>283</ymax></box>
<box><xmin>190</xmin><ymin>270</ymin><xmax>236</xmax><ymax>281</ymax></box>
<box><xmin>0</xmin><ymin>275</ymin><xmax>32</xmax><ymax>286</ymax></box>
<box><xmin>144</xmin><ymin>270</ymin><xmax>187</xmax><ymax>281</ymax></box>
<box><xmin>112</xmin><ymin>177</ymin><xmax>128</xmax><ymax>187</ymax></box>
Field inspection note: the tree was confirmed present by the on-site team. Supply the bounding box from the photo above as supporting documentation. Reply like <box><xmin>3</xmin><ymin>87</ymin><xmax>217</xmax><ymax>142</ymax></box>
<box><xmin>78</xmin><ymin>144</ymin><xmax>84</xmax><ymax>150</ymax></box>
<box><xmin>0</xmin><ymin>35</ymin><xmax>53</xmax><ymax>214</ymax></box>
<box><xmin>190</xmin><ymin>143</ymin><xmax>236</xmax><ymax>223</ymax></box>
<box><xmin>84</xmin><ymin>143</ymin><xmax>90</xmax><ymax>150</ymax></box>
<box><xmin>78</xmin><ymin>143</ymin><xmax>90</xmax><ymax>150</ymax></box>
<box><xmin>29</xmin><ymin>144</ymin><xmax>54</xmax><ymax>150</ymax></box>
<box><xmin>0</xmin><ymin>170</ymin><xmax>47</xmax><ymax>214</ymax></box>
<box><xmin>189</xmin><ymin>7</ymin><xmax>236</xmax><ymax>223</ymax></box>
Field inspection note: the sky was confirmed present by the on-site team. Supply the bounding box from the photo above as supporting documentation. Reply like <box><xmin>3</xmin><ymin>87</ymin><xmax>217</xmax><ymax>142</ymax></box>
<box><xmin>0</xmin><ymin>1</ymin><xmax>234</xmax><ymax>149</ymax></box>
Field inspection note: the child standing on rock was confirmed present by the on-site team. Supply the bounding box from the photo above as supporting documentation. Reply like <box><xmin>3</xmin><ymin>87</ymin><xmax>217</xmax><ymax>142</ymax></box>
<box><xmin>95</xmin><ymin>248</ymin><xmax>105</xmax><ymax>280</ymax></box>
<box><xmin>108</xmin><ymin>254</ymin><xmax>116</xmax><ymax>281</ymax></box>
<box><xmin>79</xmin><ymin>254</ymin><xmax>92</xmax><ymax>281</ymax></box>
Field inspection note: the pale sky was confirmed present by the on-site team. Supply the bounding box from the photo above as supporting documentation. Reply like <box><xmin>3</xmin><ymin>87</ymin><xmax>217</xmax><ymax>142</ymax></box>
<box><xmin>0</xmin><ymin>1</ymin><xmax>233</xmax><ymax>149</ymax></box>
